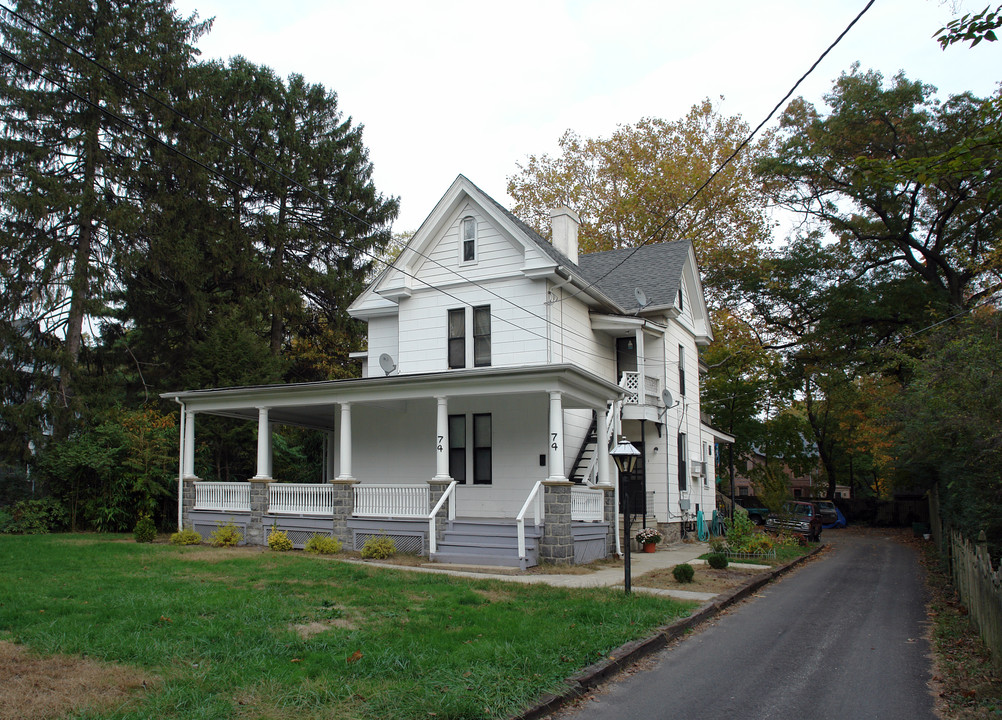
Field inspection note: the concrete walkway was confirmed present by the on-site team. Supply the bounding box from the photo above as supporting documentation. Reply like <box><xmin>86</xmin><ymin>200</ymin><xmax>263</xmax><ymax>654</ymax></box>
<box><xmin>356</xmin><ymin>540</ymin><xmax>759</xmax><ymax>601</ymax></box>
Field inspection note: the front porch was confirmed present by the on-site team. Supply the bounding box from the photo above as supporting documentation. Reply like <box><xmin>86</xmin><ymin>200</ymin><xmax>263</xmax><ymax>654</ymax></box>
<box><xmin>183</xmin><ymin>479</ymin><xmax>614</xmax><ymax>568</ymax></box>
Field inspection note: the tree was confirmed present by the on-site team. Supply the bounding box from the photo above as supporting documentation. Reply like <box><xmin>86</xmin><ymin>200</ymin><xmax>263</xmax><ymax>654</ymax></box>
<box><xmin>507</xmin><ymin>100</ymin><xmax>773</xmax><ymax>307</ymax></box>
<box><xmin>935</xmin><ymin>4</ymin><xmax>1002</xmax><ymax>48</ymax></box>
<box><xmin>0</xmin><ymin>0</ymin><xmax>209</xmax><ymax>430</ymax></box>
<box><xmin>760</xmin><ymin>66</ymin><xmax>1002</xmax><ymax>311</ymax></box>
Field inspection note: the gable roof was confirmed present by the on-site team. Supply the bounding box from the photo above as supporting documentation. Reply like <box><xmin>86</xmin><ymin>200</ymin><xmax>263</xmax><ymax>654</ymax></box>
<box><xmin>578</xmin><ymin>242</ymin><xmax>691</xmax><ymax>313</ymax></box>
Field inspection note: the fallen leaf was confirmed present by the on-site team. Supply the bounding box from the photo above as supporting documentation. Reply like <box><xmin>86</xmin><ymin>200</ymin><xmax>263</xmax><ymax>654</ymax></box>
<box><xmin>346</xmin><ymin>650</ymin><xmax>363</xmax><ymax>663</ymax></box>
<box><xmin>291</xmin><ymin>658</ymin><xmax>301</xmax><ymax>663</ymax></box>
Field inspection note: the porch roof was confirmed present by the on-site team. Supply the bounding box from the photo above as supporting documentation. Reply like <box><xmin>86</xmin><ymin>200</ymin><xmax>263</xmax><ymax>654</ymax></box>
<box><xmin>161</xmin><ymin>364</ymin><xmax>624</xmax><ymax>431</ymax></box>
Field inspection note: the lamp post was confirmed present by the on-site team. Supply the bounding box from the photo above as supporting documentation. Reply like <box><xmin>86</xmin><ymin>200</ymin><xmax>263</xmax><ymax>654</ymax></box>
<box><xmin>611</xmin><ymin>436</ymin><xmax>640</xmax><ymax>595</ymax></box>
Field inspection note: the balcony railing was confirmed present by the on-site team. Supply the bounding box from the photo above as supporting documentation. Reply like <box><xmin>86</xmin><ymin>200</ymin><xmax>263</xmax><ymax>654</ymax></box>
<box><xmin>620</xmin><ymin>372</ymin><xmax>663</xmax><ymax>406</ymax></box>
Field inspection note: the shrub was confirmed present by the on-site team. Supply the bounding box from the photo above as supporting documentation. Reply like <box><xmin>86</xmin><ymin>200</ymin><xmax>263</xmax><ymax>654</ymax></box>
<box><xmin>133</xmin><ymin>514</ymin><xmax>157</xmax><ymax>543</ymax></box>
<box><xmin>360</xmin><ymin>534</ymin><xmax>396</xmax><ymax>559</ymax></box>
<box><xmin>267</xmin><ymin>527</ymin><xmax>293</xmax><ymax>551</ymax></box>
<box><xmin>304</xmin><ymin>534</ymin><xmax>342</xmax><ymax>555</ymax></box>
<box><xmin>708</xmin><ymin>537</ymin><xmax>727</xmax><ymax>554</ymax></box>
<box><xmin>169</xmin><ymin>527</ymin><xmax>202</xmax><ymax>545</ymax></box>
<box><xmin>725</xmin><ymin>509</ymin><xmax>756</xmax><ymax>552</ymax></box>
<box><xmin>672</xmin><ymin>562</ymin><xmax>695</xmax><ymax>583</ymax></box>
<box><xmin>746</xmin><ymin>535</ymin><xmax>775</xmax><ymax>554</ymax></box>
<box><xmin>4</xmin><ymin>497</ymin><xmax>67</xmax><ymax>534</ymax></box>
<box><xmin>209</xmin><ymin>521</ymin><xmax>242</xmax><ymax>547</ymax></box>
<box><xmin>707</xmin><ymin>553</ymin><xmax>729</xmax><ymax>570</ymax></box>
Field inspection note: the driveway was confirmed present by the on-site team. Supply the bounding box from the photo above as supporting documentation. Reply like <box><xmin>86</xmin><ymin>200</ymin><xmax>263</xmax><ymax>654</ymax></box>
<box><xmin>550</xmin><ymin>529</ymin><xmax>937</xmax><ymax>720</ymax></box>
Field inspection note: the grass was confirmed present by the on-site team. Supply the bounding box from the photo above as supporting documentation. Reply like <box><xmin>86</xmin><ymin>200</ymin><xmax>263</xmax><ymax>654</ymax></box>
<box><xmin>0</xmin><ymin>535</ymin><xmax>695</xmax><ymax>719</ymax></box>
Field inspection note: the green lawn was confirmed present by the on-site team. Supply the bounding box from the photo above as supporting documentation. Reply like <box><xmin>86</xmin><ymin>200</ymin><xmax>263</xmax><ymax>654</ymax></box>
<box><xmin>0</xmin><ymin>535</ymin><xmax>695</xmax><ymax>719</ymax></box>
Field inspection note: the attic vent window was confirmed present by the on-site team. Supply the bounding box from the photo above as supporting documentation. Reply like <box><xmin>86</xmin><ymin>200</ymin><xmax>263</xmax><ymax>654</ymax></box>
<box><xmin>462</xmin><ymin>216</ymin><xmax>477</xmax><ymax>262</ymax></box>
<box><xmin>678</xmin><ymin>287</ymin><xmax>684</xmax><ymax>312</ymax></box>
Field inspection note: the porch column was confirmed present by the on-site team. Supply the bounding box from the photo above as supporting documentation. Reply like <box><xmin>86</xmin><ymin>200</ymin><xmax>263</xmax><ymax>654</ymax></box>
<box><xmin>597</xmin><ymin>403</ymin><xmax>612</xmax><ymax>486</ymax></box>
<box><xmin>548</xmin><ymin>391</ymin><xmax>566</xmax><ymax>482</ymax></box>
<box><xmin>635</xmin><ymin>327</ymin><xmax>646</xmax><ymax>404</ymax></box>
<box><xmin>336</xmin><ymin>402</ymin><xmax>354</xmax><ymax>481</ymax></box>
<box><xmin>434</xmin><ymin>396</ymin><xmax>451</xmax><ymax>480</ymax></box>
<box><xmin>253</xmin><ymin>407</ymin><xmax>272</xmax><ymax>480</ymax></box>
<box><xmin>325</xmin><ymin>431</ymin><xmax>336</xmax><ymax>481</ymax></box>
<box><xmin>183</xmin><ymin>410</ymin><xmax>198</xmax><ymax>479</ymax></box>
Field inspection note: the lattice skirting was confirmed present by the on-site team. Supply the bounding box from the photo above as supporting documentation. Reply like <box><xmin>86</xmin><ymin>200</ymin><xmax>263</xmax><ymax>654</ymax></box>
<box><xmin>267</xmin><ymin>515</ymin><xmax>335</xmax><ymax>549</ymax></box>
<box><xmin>352</xmin><ymin>530</ymin><xmax>424</xmax><ymax>555</ymax></box>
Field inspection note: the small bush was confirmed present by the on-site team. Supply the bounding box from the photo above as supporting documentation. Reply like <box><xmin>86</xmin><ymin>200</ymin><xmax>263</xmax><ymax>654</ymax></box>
<box><xmin>672</xmin><ymin>562</ymin><xmax>695</xmax><ymax>583</ymax></box>
<box><xmin>725</xmin><ymin>509</ymin><xmax>756</xmax><ymax>552</ymax></box>
<box><xmin>360</xmin><ymin>534</ymin><xmax>396</xmax><ymax>559</ymax></box>
<box><xmin>707</xmin><ymin>553</ymin><xmax>729</xmax><ymax>570</ymax></box>
<box><xmin>708</xmin><ymin>537</ymin><xmax>727</xmax><ymax>554</ymax></box>
<box><xmin>209</xmin><ymin>521</ymin><xmax>242</xmax><ymax>547</ymax></box>
<box><xmin>267</xmin><ymin>527</ymin><xmax>293</xmax><ymax>551</ymax></box>
<box><xmin>133</xmin><ymin>514</ymin><xmax>157</xmax><ymax>543</ymax></box>
<box><xmin>746</xmin><ymin>535</ymin><xmax>775</xmax><ymax>554</ymax></box>
<box><xmin>169</xmin><ymin>527</ymin><xmax>202</xmax><ymax>545</ymax></box>
<box><xmin>4</xmin><ymin>497</ymin><xmax>67</xmax><ymax>534</ymax></box>
<box><xmin>304</xmin><ymin>534</ymin><xmax>341</xmax><ymax>555</ymax></box>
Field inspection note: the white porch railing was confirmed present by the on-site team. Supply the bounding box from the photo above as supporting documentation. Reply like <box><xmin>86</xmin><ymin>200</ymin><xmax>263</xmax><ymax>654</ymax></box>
<box><xmin>268</xmin><ymin>483</ymin><xmax>333</xmax><ymax>515</ymax></box>
<box><xmin>427</xmin><ymin>481</ymin><xmax>458</xmax><ymax>555</ymax></box>
<box><xmin>620</xmin><ymin>371</ymin><xmax>663</xmax><ymax>406</ymax></box>
<box><xmin>354</xmin><ymin>484</ymin><xmax>430</xmax><ymax>518</ymax></box>
<box><xmin>193</xmin><ymin>481</ymin><xmax>250</xmax><ymax>512</ymax></box>
<box><xmin>571</xmin><ymin>486</ymin><xmax>604</xmax><ymax>522</ymax></box>
<box><xmin>516</xmin><ymin>481</ymin><xmax>544</xmax><ymax>562</ymax></box>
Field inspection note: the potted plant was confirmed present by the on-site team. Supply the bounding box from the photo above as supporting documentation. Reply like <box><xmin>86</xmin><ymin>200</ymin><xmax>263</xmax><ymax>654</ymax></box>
<box><xmin>635</xmin><ymin>527</ymin><xmax>664</xmax><ymax>552</ymax></box>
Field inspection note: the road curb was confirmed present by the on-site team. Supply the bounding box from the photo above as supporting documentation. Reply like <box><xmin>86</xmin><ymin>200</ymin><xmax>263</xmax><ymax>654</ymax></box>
<box><xmin>514</xmin><ymin>543</ymin><xmax>826</xmax><ymax>720</ymax></box>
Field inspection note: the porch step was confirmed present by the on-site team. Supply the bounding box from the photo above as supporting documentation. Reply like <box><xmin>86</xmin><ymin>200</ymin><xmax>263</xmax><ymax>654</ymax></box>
<box><xmin>430</xmin><ymin>518</ymin><xmax>542</xmax><ymax>569</ymax></box>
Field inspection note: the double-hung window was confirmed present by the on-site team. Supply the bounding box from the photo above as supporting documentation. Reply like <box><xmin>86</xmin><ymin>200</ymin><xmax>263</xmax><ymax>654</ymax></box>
<box><xmin>448</xmin><ymin>308</ymin><xmax>465</xmax><ymax>369</ymax></box>
<box><xmin>678</xmin><ymin>432</ymin><xmax>687</xmax><ymax>492</ymax></box>
<box><xmin>447</xmin><ymin>306</ymin><xmax>491</xmax><ymax>369</ymax></box>
<box><xmin>462</xmin><ymin>216</ymin><xmax>476</xmax><ymax>263</ymax></box>
<box><xmin>678</xmin><ymin>344</ymin><xmax>686</xmax><ymax>396</ymax></box>
<box><xmin>473</xmin><ymin>306</ymin><xmax>491</xmax><ymax>367</ymax></box>
<box><xmin>448</xmin><ymin>413</ymin><xmax>492</xmax><ymax>484</ymax></box>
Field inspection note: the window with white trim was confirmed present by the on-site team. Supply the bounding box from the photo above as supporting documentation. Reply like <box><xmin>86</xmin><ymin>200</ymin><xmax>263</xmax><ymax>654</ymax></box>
<box><xmin>447</xmin><ymin>306</ymin><xmax>491</xmax><ymax>369</ymax></box>
<box><xmin>473</xmin><ymin>305</ymin><xmax>491</xmax><ymax>367</ymax></box>
<box><xmin>448</xmin><ymin>413</ymin><xmax>492</xmax><ymax>484</ymax></box>
<box><xmin>461</xmin><ymin>216</ymin><xmax>477</xmax><ymax>263</ymax></box>
<box><xmin>448</xmin><ymin>308</ymin><xmax>465</xmax><ymax>369</ymax></box>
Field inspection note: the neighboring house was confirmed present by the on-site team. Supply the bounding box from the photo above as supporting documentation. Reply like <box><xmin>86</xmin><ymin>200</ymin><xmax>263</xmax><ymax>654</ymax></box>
<box><xmin>732</xmin><ymin>450</ymin><xmax>851</xmax><ymax>500</ymax></box>
<box><xmin>163</xmin><ymin>176</ymin><xmax>729</xmax><ymax>567</ymax></box>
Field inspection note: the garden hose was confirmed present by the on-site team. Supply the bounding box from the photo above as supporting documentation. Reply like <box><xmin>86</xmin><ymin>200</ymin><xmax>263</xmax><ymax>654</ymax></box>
<box><xmin>696</xmin><ymin>509</ymin><xmax>708</xmax><ymax>541</ymax></box>
<box><xmin>711</xmin><ymin>509</ymin><xmax>726</xmax><ymax>536</ymax></box>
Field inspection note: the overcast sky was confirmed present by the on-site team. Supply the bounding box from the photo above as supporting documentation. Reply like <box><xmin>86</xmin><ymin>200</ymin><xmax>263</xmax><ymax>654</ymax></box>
<box><xmin>171</xmin><ymin>0</ymin><xmax>1000</xmax><ymax>232</ymax></box>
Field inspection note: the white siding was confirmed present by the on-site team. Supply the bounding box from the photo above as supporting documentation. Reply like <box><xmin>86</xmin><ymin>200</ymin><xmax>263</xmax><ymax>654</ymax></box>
<box><xmin>366</xmin><ymin>315</ymin><xmax>399</xmax><ymax>375</ymax></box>
<box><xmin>549</xmin><ymin>286</ymin><xmax>616</xmax><ymax>382</ymax></box>
<box><xmin>677</xmin><ymin>274</ymin><xmax>695</xmax><ymax>333</ymax></box>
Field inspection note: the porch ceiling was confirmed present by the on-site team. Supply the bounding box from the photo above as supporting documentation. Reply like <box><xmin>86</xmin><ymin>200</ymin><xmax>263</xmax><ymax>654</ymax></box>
<box><xmin>162</xmin><ymin>364</ymin><xmax>624</xmax><ymax>431</ymax></box>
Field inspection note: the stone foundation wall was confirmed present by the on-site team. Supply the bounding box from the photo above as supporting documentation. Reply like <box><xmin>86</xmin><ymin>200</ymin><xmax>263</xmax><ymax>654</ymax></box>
<box><xmin>540</xmin><ymin>481</ymin><xmax>573</xmax><ymax>565</ymax></box>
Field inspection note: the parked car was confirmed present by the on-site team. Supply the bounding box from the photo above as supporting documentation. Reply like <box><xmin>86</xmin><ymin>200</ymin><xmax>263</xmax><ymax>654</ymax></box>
<box><xmin>733</xmin><ymin>495</ymin><xmax>770</xmax><ymax>525</ymax></box>
<box><xmin>765</xmin><ymin>501</ymin><xmax>822</xmax><ymax>542</ymax></box>
<box><xmin>814</xmin><ymin>500</ymin><xmax>838</xmax><ymax>525</ymax></box>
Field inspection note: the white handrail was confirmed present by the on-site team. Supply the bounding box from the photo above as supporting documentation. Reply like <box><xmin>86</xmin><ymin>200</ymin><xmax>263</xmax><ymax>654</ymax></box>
<box><xmin>354</xmin><ymin>484</ymin><xmax>429</xmax><ymax>518</ymax></box>
<box><xmin>427</xmin><ymin>481</ymin><xmax>458</xmax><ymax>555</ymax></box>
<box><xmin>268</xmin><ymin>483</ymin><xmax>333</xmax><ymax>515</ymax></box>
<box><xmin>515</xmin><ymin>481</ymin><xmax>544</xmax><ymax>561</ymax></box>
<box><xmin>193</xmin><ymin>481</ymin><xmax>250</xmax><ymax>511</ymax></box>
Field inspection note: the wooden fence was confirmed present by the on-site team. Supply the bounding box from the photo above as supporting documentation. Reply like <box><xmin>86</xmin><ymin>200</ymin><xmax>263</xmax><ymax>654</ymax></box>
<box><xmin>948</xmin><ymin>529</ymin><xmax>1002</xmax><ymax>672</ymax></box>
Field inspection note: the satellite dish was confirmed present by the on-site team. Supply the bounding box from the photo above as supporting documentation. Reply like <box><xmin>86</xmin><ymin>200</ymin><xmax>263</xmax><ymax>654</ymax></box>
<box><xmin>662</xmin><ymin>389</ymin><xmax>676</xmax><ymax>408</ymax></box>
<box><xmin>634</xmin><ymin>287</ymin><xmax>649</xmax><ymax>309</ymax></box>
<box><xmin>378</xmin><ymin>353</ymin><xmax>396</xmax><ymax>376</ymax></box>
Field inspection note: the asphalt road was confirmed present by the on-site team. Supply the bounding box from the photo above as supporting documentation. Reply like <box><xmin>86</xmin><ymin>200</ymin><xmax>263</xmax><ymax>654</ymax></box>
<box><xmin>554</xmin><ymin>529</ymin><xmax>937</xmax><ymax>720</ymax></box>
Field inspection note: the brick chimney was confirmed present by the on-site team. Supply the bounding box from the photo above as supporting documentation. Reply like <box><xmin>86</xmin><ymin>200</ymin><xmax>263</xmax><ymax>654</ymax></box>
<box><xmin>549</xmin><ymin>206</ymin><xmax>580</xmax><ymax>264</ymax></box>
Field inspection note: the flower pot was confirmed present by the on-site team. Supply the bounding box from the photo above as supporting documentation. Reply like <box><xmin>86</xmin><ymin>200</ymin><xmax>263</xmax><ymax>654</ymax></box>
<box><xmin>643</xmin><ymin>542</ymin><xmax>656</xmax><ymax>553</ymax></box>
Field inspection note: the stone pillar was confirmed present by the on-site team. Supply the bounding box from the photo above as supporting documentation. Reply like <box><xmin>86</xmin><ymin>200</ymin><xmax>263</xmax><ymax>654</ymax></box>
<box><xmin>434</xmin><ymin>396</ymin><xmax>451</xmax><ymax>480</ymax></box>
<box><xmin>540</xmin><ymin>479</ymin><xmax>574</xmax><ymax>565</ymax></box>
<box><xmin>547</xmin><ymin>392</ymin><xmax>565</xmax><ymax>482</ymax></box>
<box><xmin>246</xmin><ymin>479</ymin><xmax>269</xmax><ymax>546</ymax></box>
<box><xmin>182</xmin><ymin>478</ymin><xmax>197</xmax><ymax>530</ymax></box>
<box><xmin>602</xmin><ymin>484</ymin><xmax>617</xmax><ymax>558</ymax></box>
<box><xmin>329</xmin><ymin>478</ymin><xmax>358</xmax><ymax>549</ymax></box>
<box><xmin>337</xmin><ymin>403</ymin><xmax>354</xmax><ymax>481</ymax></box>
<box><xmin>427</xmin><ymin>478</ymin><xmax>453</xmax><ymax>552</ymax></box>
<box><xmin>253</xmin><ymin>407</ymin><xmax>272</xmax><ymax>480</ymax></box>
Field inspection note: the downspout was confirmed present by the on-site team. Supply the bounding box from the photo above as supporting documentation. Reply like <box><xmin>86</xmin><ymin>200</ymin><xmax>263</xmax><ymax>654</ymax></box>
<box><xmin>174</xmin><ymin>398</ymin><xmax>186</xmax><ymax>532</ymax></box>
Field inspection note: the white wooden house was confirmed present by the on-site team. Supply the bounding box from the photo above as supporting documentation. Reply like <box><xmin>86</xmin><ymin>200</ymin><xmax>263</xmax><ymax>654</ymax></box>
<box><xmin>163</xmin><ymin>175</ymin><xmax>730</xmax><ymax>567</ymax></box>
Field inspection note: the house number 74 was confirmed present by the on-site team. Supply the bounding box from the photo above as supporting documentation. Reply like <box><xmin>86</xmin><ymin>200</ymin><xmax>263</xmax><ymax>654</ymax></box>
<box><xmin>437</xmin><ymin>435</ymin><xmax>444</xmax><ymax>452</ymax></box>
<box><xmin>551</xmin><ymin>432</ymin><xmax>559</xmax><ymax>451</ymax></box>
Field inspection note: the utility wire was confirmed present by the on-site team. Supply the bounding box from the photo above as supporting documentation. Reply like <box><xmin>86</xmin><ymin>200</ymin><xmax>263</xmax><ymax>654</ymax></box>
<box><xmin>562</xmin><ymin>0</ymin><xmax>878</xmax><ymax>304</ymax></box>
